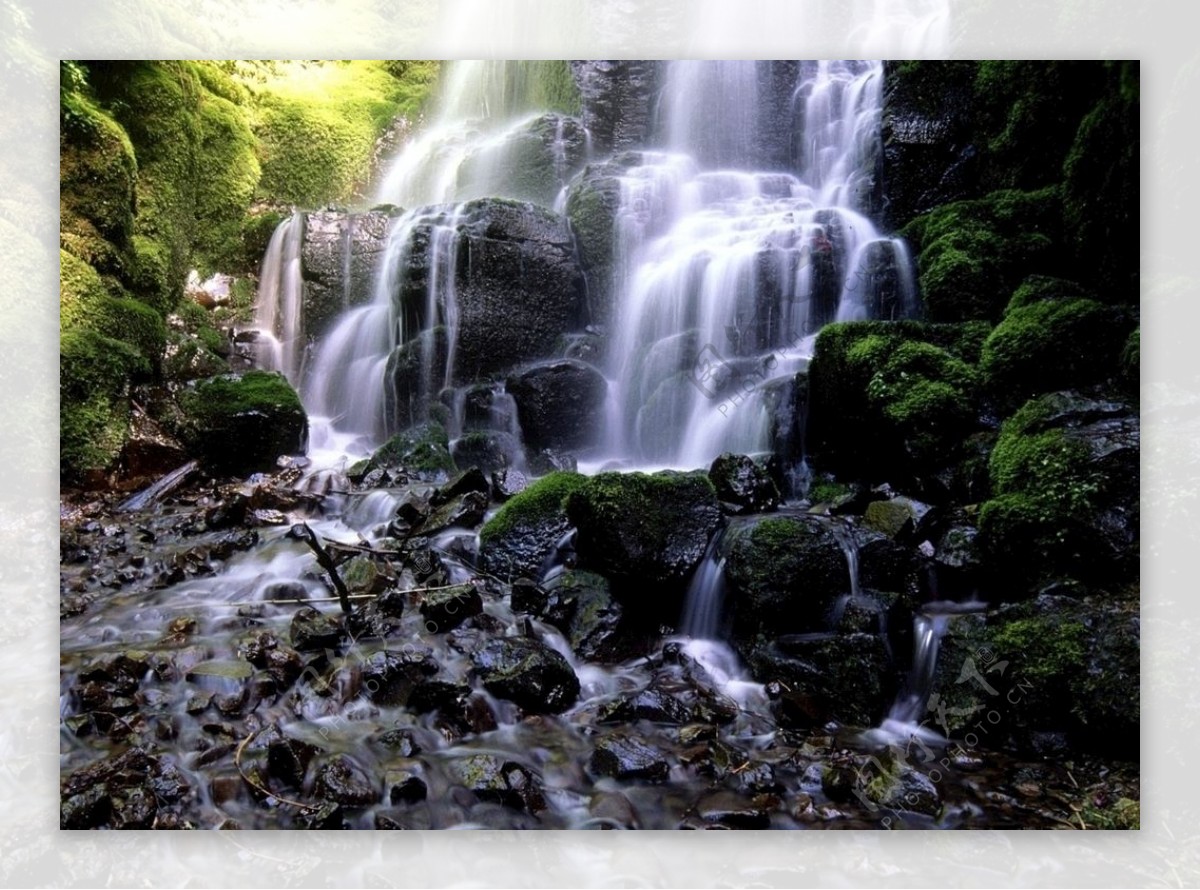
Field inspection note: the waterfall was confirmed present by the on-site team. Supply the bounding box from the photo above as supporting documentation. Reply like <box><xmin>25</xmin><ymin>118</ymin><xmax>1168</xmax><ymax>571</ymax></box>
<box><xmin>252</xmin><ymin>212</ymin><xmax>304</xmax><ymax>384</ymax></box>
<box><xmin>599</xmin><ymin>60</ymin><xmax>917</xmax><ymax>471</ymax></box>
<box><xmin>301</xmin><ymin>205</ymin><xmax>464</xmax><ymax>460</ymax></box>
<box><xmin>679</xmin><ymin>528</ymin><xmax>729</xmax><ymax>639</ymax></box>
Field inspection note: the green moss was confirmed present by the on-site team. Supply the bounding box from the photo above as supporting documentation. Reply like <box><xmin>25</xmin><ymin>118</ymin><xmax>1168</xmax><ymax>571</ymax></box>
<box><xmin>60</xmin><ymin>329</ymin><xmax>149</xmax><ymax>476</ymax></box>
<box><xmin>1005</xmin><ymin>275</ymin><xmax>1091</xmax><ymax>315</ymax></box>
<box><xmin>807</xmin><ymin>479</ymin><xmax>851</xmax><ymax>505</ymax></box>
<box><xmin>59</xmin><ymin>89</ymin><xmax>138</xmax><ymax>250</ymax></box>
<box><xmin>808</xmin><ymin>321</ymin><xmax>982</xmax><ymax>477</ymax></box>
<box><xmin>566</xmin><ymin>470</ymin><xmax>717</xmax><ymax>548</ymax></box>
<box><xmin>192</xmin><ymin>89</ymin><xmax>261</xmax><ymax>271</ymax></box>
<box><xmin>178</xmin><ymin>369</ymin><xmax>300</xmax><ymax>419</ymax></box>
<box><xmin>904</xmin><ymin>187</ymin><xmax>1063</xmax><ymax>322</ymax></box>
<box><xmin>979</xmin><ymin>297</ymin><xmax>1128</xmax><ymax>408</ymax></box>
<box><xmin>361</xmin><ymin>420</ymin><xmax>456</xmax><ymax>476</ymax></box>
<box><xmin>61</xmin><ymin>249</ymin><xmax>166</xmax><ymax>366</ymax></box>
<box><xmin>988</xmin><ymin>400</ymin><xmax>1101</xmax><ymax>511</ymax></box>
<box><xmin>1079</xmin><ymin>798</ymin><xmax>1140</xmax><ymax>830</ymax></box>
<box><xmin>479</xmin><ymin>471</ymin><xmax>586</xmax><ymax>544</ymax></box>
<box><xmin>972</xmin><ymin>62</ymin><xmax>1105</xmax><ymax>191</ymax></box>
<box><xmin>250</xmin><ymin>61</ymin><xmax>432</xmax><ymax>206</ymax></box>
<box><xmin>991</xmin><ymin>617</ymin><xmax>1087</xmax><ymax>685</ymax></box>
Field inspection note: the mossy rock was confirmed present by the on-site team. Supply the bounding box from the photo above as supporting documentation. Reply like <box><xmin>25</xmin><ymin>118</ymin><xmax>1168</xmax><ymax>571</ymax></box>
<box><xmin>59</xmin><ymin>88</ymin><xmax>138</xmax><ymax>251</ymax></box>
<box><xmin>807</xmin><ymin>320</ymin><xmax>983</xmax><ymax>479</ymax></box>
<box><xmin>979</xmin><ymin>296</ymin><xmax>1130</xmax><ymax>410</ymax></box>
<box><xmin>1004</xmin><ymin>274</ymin><xmax>1093</xmax><ymax>315</ymax></box>
<box><xmin>566</xmin><ymin>471</ymin><xmax>721</xmax><ymax>598</ymax></box>
<box><xmin>61</xmin><ymin>250</ymin><xmax>166</xmax><ymax>368</ymax></box>
<box><xmin>175</xmin><ymin>371</ymin><xmax>306</xmax><ymax>476</ymax></box>
<box><xmin>357</xmin><ymin>421</ymin><xmax>456</xmax><ymax>480</ymax></box>
<box><xmin>479</xmin><ymin>471</ymin><xmax>586</xmax><ymax>581</ymax></box>
<box><xmin>725</xmin><ymin>516</ymin><xmax>847</xmax><ymax>636</ymax></box>
<box><xmin>978</xmin><ymin>392</ymin><xmax>1138</xmax><ymax>592</ymax></box>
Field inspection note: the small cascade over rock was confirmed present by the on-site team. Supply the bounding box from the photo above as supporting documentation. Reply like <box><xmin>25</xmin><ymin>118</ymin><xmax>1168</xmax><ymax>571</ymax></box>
<box><xmin>252</xmin><ymin>212</ymin><xmax>304</xmax><ymax>383</ymax></box>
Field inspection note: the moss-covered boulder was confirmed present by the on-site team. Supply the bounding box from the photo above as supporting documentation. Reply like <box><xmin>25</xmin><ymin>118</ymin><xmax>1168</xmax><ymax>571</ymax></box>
<box><xmin>927</xmin><ymin>594</ymin><xmax>1138</xmax><ymax>758</ymax></box>
<box><xmin>806</xmin><ymin>320</ymin><xmax>984</xmax><ymax>479</ymax></box>
<box><xmin>352</xmin><ymin>421</ymin><xmax>456</xmax><ymax>481</ymax></box>
<box><xmin>565</xmin><ymin>471</ymin><xmax>721</xmax><ymax>598</ymax></box>
<box><xmin>479</xmin><ymin>471</ymin><xmax>587</xmax><ymax>581</ymax></box>
<box><xmin>470</xmin><ymin>636</ymin><xmax>580</xmax><ymax>715</ymax></box>
<box><xmin>977</xmin><ymin>391</ymin><xmax>1139</xmax><ymax>592</ymax></box>
<box><xmin>979</xmin><ymin>296</ymin><xmax>1130</xmax><ymax>410</ymax></box>
<box><xmin>175</xmin><ymin>371</ymin><xmax>306</xmax><ymax>476</ymax></box>
<box><xmin>725</xmin><ymin>516</ymin><xmax>847</xmax><ymax>637</ymax></box>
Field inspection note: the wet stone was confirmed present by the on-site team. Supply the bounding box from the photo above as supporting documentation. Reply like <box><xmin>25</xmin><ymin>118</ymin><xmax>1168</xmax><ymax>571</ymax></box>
<box><xmin>267</xmin><ymin>736</ymin><xmax>323</xmax><ymax>788</ymax></box>
<box><xmin>600</xmin><ymin>687</ymin><xmax>693</xmax><ymax>725</ymax></box>
<box><xmin>374</xmin><ymin>728</ymin><xmax>422</xmax><ymax>757</ymax></box>
<box><xmin>420</xmin><ymin>583</ymin><xmax>483</xmax><ymax>633</ymax></box>
<box><xmin>387</xmin><ymin>769</ymin><xmax>428</xmax><ymax>804</ymax></box>
<box><xmin>589</xmin><ymin>734</ymin><xmax>670</xmax><ymax>783</ymax></box>
<box><xmin>693</xmin><ymin>790</ymin><xmax>772</xmax><ymax>829</ymax></box>
<box><xmin>313</xmin><ymin>754</ymin><xmax>378</xmax><ymax>807</ymax></box>
<box><xmin>289</xmin><ymin>607</ymin><xmax>345</xmax><ymax>652</ymax></box>
<box><xmin>447</xmin><ymin>754</ymin><xmax>546</xmax><ymax>813</ymax></box>
<box><xmin>470</xmin><ymin>637</ymin><xmax>580</xmax><ymax>714</ymax></box>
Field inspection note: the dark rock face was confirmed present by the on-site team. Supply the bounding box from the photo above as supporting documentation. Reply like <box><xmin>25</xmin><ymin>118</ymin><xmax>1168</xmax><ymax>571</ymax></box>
<box><xmin>566</xmin><ymin>471</ymin><xmax>722</xmax><ymax>597</ymax></box>
<box><xmin>541</xmin><ymin>569</ymin><xmax>623</xmax><ymax>662</ymax></box>
<box><xmin>589</xmin><ymin>734</ymin><xmax>669</xmax><ymax>782</ymax></box>
<box><xmin>880</xmin><ymin>61</ymin><xmax>979</xmax><ymax>230</ymax></box>
<box><xmin>396</xmin><ymin>199</ymin><xmax>586</xmax><ymax>385</ymax></box>
<box><xmin>300</xmin><ymin>210</ymin><xmax>392</xmax><ymax>340</ymax></box>
<box><xmin>478</xmin><ymin>471</ymin><xmax>586</xmax><ymax>581</ymax></box>
<box><xmin>419</xmin><ymin>583</ymin><xmax>484</xmax><ymax>633</ymax></box>
<box><xmin>313</xmin><ymin>754</ymin><xmax>378</xmax><ymax>806</ymax></box>
<box><xmin>450</xmin><ymin>431</ymin><xmax>521</xmax><ymax>475</ymax></box>
<box><xmin>507</xmin><ymin>359</ymin><xmax>608</xmax><ymax>453</ymax></box>
<box><xmin>744</xmin><ymin>632</ymin><xmax>892</xmax><ymax>727</ymax></box>
<box><xmin>708</xmin><ymin>453</ymin><xmax>781</xmax><ymax>514</ymax></box>
<box><xmin>569</xmin><ymin>61</ymin><xmax>661</xmax><ymax>155</ymax></box>
<box><xmin>470</xmin><ymin>637</ymin><xmax>580</xmax><ymax>714</ymax></box>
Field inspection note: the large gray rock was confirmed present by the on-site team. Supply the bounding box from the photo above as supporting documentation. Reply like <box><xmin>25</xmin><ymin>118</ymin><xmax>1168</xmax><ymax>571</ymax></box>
<box><xmin>507</xmin><ymin>359</ymin><xmax>608</xmax><ymax>453</ymax></box>
<box><xmin>301</xmin><ymin>210</ymin><xmax>393</xmax><ymax>339</ymax></box>
<box><xmin>395</xmin><ymin>199</ymin><xmax>587</xmax><ymax>384</ymax></box>
<box><xmin>569</xmin><ymin>61</ymin><xmax>661</xmax><ymax>154</ymax></box>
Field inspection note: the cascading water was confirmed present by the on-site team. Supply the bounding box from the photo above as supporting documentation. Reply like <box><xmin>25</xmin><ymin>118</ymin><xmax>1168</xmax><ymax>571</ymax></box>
<box><xmin>598</xmin><ymin>60</ymin><xmax>917</xmax><ymax>471</ymax></box>
<box><xmin>252</xmin><ymin>212</ymin><xmax>305</xmax><ymax>383</ymax></box>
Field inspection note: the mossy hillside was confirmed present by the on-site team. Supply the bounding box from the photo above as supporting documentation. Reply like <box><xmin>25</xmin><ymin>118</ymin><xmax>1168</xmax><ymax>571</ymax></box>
<box><xmin>250</xmin><ymin>61</ymin><xmax>439</xmax><ymax>206</ymax></box>
<box><xmin>1003</xmin><ymin>275</ymin><xmax>1092</xmax><ymax>315</ymax></box>
<box><xmin>479</xmin><ymin>471</ymin><xmax>587</xmax><ymax>545</ymax></box>
<box><xmin>901</xmin><ymin>186</ymin><xmax>1062</xmax><ymax>322</ymax></box>
<box><xmin>972</xmin><ymin>61</ymin><xmax>1106</xmax><ymax>192</ymax></box>
<box><xmin>61</xmin><ymin>249</ymin><xmax>166</xmax><ymax>367</ymax></box>
<box><xmin>60</xmin><ymin>329</ymin><xmax>150</xmax><ymax>478</ymax></box>
<box><xmin>1062</xmin><ymin>62</ymin><xmax>1139</xmax><ymax>299</ymax></box>
<box><xmin>979</xmin><ymin>296</ymin><xmax>1130</xmax><ymax>410</ymax></box>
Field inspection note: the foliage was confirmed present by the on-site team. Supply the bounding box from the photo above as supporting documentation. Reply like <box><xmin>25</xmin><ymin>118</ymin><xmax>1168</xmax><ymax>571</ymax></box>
<box><xmin>60</xmin><ymin>329</ymin><xmax>149</xmax><ymax>476</ymax></box>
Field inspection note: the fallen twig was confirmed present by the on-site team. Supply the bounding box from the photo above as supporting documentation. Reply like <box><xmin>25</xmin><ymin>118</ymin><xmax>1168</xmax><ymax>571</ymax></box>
<box><xmin>290</xmin><ymin>523</ymin><xmax>352</xmax><ymax>614</ymax></box>
<box><xmin>234</xmin><ymin>728</ymin><xmax>317</xmax><ymax>811</ymax></box>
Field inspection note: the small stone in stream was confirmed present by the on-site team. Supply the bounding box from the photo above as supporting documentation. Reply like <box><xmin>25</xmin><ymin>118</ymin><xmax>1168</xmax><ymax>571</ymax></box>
<box><xmin>289</xmin><ymin>607</ymin><xmax>345</xmax><ymax>651</ymax></box>
<box><xmin>166</xmin><ymin>616</ymin><xmax>197</xmax><ymax>637</ymax></box>
<box><xmin>374</xmin><ymin>806</ymin><xmax>433</xmax><ymax>829</ymax></box>
<box><xmin>303</xmin><ymin>802</ymin><xmax>346</xmax><ymax>829</ymax></box>
<box><xmin>340</xmin><ymin>555</ymin><xmax>390</xmax><ymax>597</ymax></box>
<box><xmin>346</xmin><ymin>592</ymin><xmax>405</xmax><ymax>640</ymax></box>
<box><xmin>737</xmin><ymin>762</ymin><xmax>779</xmax><ymax>794</ymax></box>
<box><xmin>395</xmin><ymin>493</ymin><xmax>430</xmax><ymax>526</ymax></box>
<box><xmin>210</xmin><ymin>529</ymin><xmax>259</xmax><ymax>560</ymax></box>
<box><xmin>375</xmin><ymin>728</ymin><xmax>422</xmax><ymax>757</ymax></box>
<box><xmin>862</xmin><ymin>495</ymin><xmax>935</xmax><ymax>542</ymax></box>
<box><xmin>314</xmin><ymin>754</ymin><xmax>378</xmax><ymax>806</ymax></box>
<box><xmin>419</xmin><ymin>490</ymin><xmax>489</xmax><ymax>534</ymax></box>
<box><xmin>510</xmin><ymin>577</ymin><xmax>549</xmax><ymax>615</ymax></box>
<box><xmin>589</xmin><ymin>790</ymin><xmax>641</xmax><ymax>829</ymax></box>
<box><xmin>589</xmin><ymin>735</ymin><xmax>670</xmax><ymax>783</ymax></box>
<box><xmin>263</xmin><ymin>647</ymin><xmax>303</xmax><ymax>687</ymax></box>
<box><xmin>820</xmin><ymin>762</ymin><xmax>857</xmax><ymax>802</ymax></box>
<box><xmin>213</xmin><ymin>688</ymin><xmax>247</xmax><ymax>716</ymax></box>
<box><xmin>470</xmin><ymin>637</ymin><xmax>580</xmax><ymax>714</ymax></box>
<box><xmin>447</xmin><ymin>755</ymin><xmax>545</xmax><ymax>813</ymax></box>
<box><xmin>209</xmin><ymin>773</ymin><xmax>244</xmax><ymax>806</ymax></box>
<box><xmin>204</xmin><ymin>495</ymin><xmax>248</xmax><ymax>530</ymax></box>
<box><xmin>184</xmin><ymin>691</ymin><xmax>212</xmax><ymax>715</ymax></box>
<box><xmin>249</xmin><ymin>508</ymin><xmax>288</xmax><ymax>526</ymax></box>
<box><xmin>267</xmin><ymin>736</ymin><xmax>323</xmax><ymax>788</ymax></box>
<box><xmin>432</xmin><ymin>467</ymin><xmax>489</xmax><ymax>505</ymax></box>
<box><xmin>406</xmin><ymin>680</ymin><xmax>470</xmax><ymax>715</ymax></box>
<box><xmin>61</xmin><ymin>785</ymin><xmax>112</xmax><ymax>829</ymax></box>
<box><xmin>693</xmin><ymin>790</ymin><xmax>772</xmax><ymax>829</ymax></box>
<box><xmin>678</xmin><ymin>724</ymin><xmax>717</xmax><ymax>745</ymax></box>
<box><xmin>419</xmin><ymin>583</ymin><xmax>483</xmax><ymax>633</ymax></box>
<box><xmin>600</xmin><ymin>687</ymin><xmax>693</xmax><ymax>725</ymax></box>
<box><xmin>491</xmin><ymin>468</ymin><xmax>528</xmax><ymax>501</ymax></box>
<box><xmin>111</xmin><ymin>786</ymin><xmax>158</xmax><ymax>829</ymax></box>
<box><xmin>387</xmin><ymin>770</ymin><xmax>428</xmax><ymax>804</ymax></box>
